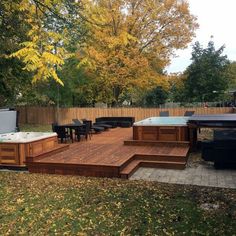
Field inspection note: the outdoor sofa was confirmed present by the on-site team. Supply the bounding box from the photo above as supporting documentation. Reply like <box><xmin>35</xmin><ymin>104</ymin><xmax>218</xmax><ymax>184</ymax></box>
<box><xmin>95</xmin><ymin>117</ymin><xmax>135</xmax><ymax>128</ymax></box>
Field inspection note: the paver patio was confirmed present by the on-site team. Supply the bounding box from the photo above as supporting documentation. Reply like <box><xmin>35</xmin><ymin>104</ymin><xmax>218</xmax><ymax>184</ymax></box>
<box><xmin>130</xmin><ymin>159</ymin><xmax>236</xmax><ymax>189</ymax></box>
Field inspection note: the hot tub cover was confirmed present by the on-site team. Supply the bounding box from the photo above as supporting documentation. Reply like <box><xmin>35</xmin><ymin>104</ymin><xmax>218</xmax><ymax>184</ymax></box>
<box><xmin>0</xmin><ymin>109</ymin><xmax>17</xmax><ymax>134</ymax></box>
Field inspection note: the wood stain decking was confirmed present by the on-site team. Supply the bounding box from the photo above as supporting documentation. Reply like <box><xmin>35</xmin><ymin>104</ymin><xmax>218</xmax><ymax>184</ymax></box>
<box><xmin>27</xmin><ymin>128</ymin><xmax>189</xmax><ymax>178</ymax></box>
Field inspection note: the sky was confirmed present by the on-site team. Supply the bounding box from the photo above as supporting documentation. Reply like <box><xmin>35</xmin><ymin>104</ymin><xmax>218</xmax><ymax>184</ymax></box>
<box><xmin>166</xmin><ymin>0</ymin><xmax>236</xmax><ymax>73</ymax></box>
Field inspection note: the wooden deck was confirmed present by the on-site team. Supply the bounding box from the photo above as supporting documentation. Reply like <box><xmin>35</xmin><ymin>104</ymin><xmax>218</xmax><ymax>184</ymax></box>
<box><xmin>27</xmin><ymin>128</ymin><xmax>190</xmax><ymax>178</ymax></box>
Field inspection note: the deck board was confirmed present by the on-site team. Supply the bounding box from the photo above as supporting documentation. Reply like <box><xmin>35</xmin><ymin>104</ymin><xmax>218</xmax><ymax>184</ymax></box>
<box><xmin>27</xmin><ymin>128</ymin><xmax>189</xmax><ymax>177</ymax></box>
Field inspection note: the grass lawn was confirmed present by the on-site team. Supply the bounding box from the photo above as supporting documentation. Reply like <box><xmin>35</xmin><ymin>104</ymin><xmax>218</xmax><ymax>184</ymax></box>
<box><xmin>0</xmin><ymin>172</ymin><xmax>236</xmax><ymax>235</ymax></box>
<box><xmin>20</xmin><ymin>124</ymin><xmax>52</xmax><ymax>132</ymax></box>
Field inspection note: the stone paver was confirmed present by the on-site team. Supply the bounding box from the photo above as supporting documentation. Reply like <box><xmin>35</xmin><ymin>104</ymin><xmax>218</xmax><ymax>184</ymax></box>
<box><xmin>130</xmin><ymin>161</ymin><xmax>236</xmax><ymax>189</ymax></box>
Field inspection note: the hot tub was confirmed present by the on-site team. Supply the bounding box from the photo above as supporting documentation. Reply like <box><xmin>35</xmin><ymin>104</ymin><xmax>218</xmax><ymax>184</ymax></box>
<box><xmin>133</xmin><ymin>117</ymin><xmax>190</xmax><ymax>141</ymax></box>
<box><xmin>0</xmin><ymin>132</ymin><xmax>58</xmax><ymax>166</ymax></box>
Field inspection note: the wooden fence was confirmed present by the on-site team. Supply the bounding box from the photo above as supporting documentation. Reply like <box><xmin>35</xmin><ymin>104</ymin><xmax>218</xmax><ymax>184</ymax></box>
<box><xmin>17</xmin><ymin>106</ymin><xmax>234</xmax><ymax>125</ymax></box>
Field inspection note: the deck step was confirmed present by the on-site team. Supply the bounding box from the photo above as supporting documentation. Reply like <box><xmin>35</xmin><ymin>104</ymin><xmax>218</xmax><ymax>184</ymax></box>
<box><xmin>120</xmin><ymin>160</ymin><xmax>141</xmax><ymax>179</ymax></box>
<box><xmin>26</xmin><ymin>144</ymin><xmax>69</xmax><ymax>163</ymax></box>
<box><xmin>135</xmin><ymin>154</ymin><xmax>188</xmax><ymax>163</ymax></box>
<box><xmin>140</xmin><ymin>161</ymin><xmax>186</xmax><ymax>170</ymax></box>
<box><xmin>119</xmin><ymin>148</ymin><xmax>189</xmax><ymax>177</ymax></box>
<box><xmin>120</xmin><ymin>160</ymin><xmax>186</xmax><ymax>179</ymax></box>
<box><xmin>124</xmin><ymin>140</ymin><xmax>190</xmax><ymax>147</ymax></box>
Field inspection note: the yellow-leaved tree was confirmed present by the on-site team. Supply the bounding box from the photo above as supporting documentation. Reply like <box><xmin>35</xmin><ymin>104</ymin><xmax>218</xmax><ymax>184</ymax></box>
<box><xmin>10</xmin><ymin>0</ymin><xmax>79</xmax><ymax>86</ymax></box>
<box><xmin>78</xmin><ymin>0</ymin><xmax>198</xmax><ymax>105</ymax></box>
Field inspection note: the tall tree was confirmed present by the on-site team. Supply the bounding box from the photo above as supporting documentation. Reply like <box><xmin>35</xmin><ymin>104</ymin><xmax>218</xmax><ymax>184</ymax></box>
<box><xmin>185</xmin><ymin>40</ymin><xmax>230</xmax><ymax>102</ymax></box>
<box><xmin>78</xmin><ymin>0</ymin><xmax>198</xmax><ymax>105</ymax></box>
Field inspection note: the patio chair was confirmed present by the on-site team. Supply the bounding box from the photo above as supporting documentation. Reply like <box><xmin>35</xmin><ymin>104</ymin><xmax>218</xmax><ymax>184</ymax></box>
<box><xmin>184</xmin><ymin>111</ymin><xmax>195</xmax><ymax>116</ymax></box>
<box><xmin>82</xmin><ymin>119</ymin><xmax>105</xmax><ymax>133</ymax></box>
<box><xmin>52</xmin><ymin>123</ymin><xmax>70</xmax><ymax>143</ymax></box>
<box><xmin>72</xmin><ymin>118</ymin><xmax>83</xmax><ymax>125</ymax></box>
<box><xmin>73</xmin><ymin>118</ymin><xmax>104</xmax><ymax>134</ymax></box>
<box><xmin>81</xmin><ymin>119</ymin><xmax>94</xmax><ymax>138</ymax></box>
<box><xmin>159</xmin><ymin>111</ymin><xmax>169</xmax><ymax>117</ymax></box>
<box><xmin>75</xmin><ymin>122</ymin><xmax>91</xmax><ymax>141</ymax></box>
<box><xmin>51</xmin><ymin>122</ymin><xmax>58</xmax><ymax>132</ymax></box>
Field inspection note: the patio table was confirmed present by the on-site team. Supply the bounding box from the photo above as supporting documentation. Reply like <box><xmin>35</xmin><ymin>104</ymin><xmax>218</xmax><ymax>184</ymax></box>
<box><xmin>59</xmin><ymin>123</ymin><xmax>84</xmax><ymax>142</ymax></box>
